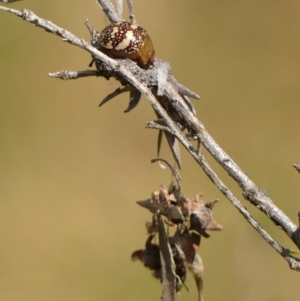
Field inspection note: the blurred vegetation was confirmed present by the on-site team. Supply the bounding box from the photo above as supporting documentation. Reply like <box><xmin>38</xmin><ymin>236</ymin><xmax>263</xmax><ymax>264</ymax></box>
<box><xmin>0</xmin><ymin>1</ymin><xmax>300</xmax><ymax>301</ymax></box>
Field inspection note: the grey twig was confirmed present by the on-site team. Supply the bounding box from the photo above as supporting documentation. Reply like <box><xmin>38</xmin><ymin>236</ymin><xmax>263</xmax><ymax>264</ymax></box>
<box><xmin>126</xmin><ymin>0</ymin><xmax>137</xmax><ymax>24</ymax></box>
<box><xmin>146</xmin><ymin>121</ymin><xmax>173</xmax><ymax>133</ymax></box>
<box><xmin>196</xmin><ymin>153</ymin><xmax>300</xmax><ymax>270</ymax></box>
<box><xmin>115</xmin><ymin>0</ymin><xmax>123</xmax><ymax>19</ymax></box>
<box><xmin>95</xmin><ymin>0</ymin><xmax>122</xmax><ymax>22</ymax></box>
<box><xmin>48</xmin><ymin>69</ymin><xmax>99</xmax><ymax>80</ymax></box>
<box><xmin>157</xmin><ymin>213</ymin><xmax>176</xmax><ymax>301</ymax></box>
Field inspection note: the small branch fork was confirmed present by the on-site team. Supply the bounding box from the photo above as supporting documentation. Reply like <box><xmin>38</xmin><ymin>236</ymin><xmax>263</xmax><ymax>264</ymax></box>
<box><xmin>1</xmin><ymin>1</ymin><xmax>300</xmax><ymax>271</ymax></box>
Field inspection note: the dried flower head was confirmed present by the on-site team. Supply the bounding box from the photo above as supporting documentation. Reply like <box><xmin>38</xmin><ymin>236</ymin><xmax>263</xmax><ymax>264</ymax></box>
<box><xmin>137</xmin><ymin>185</ymin><xmax>222</xmax><ymax>238</ymax></box>
<box><xmin>133</xmin><ymin>185</ymin><xmax>222</xmax><ymax>301</ymax></box>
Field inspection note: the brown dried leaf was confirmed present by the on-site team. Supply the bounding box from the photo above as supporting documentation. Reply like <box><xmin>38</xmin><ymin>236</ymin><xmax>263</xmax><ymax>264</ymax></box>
<box><xmin>131</xmin><ymin>235</ymin><xmax>161</xmax><ymax>275</ymax></box>
<box><xmin>131</xmin><ymin>232</ymin><xmax>188</xmax><ymax>293</ymax></box>
<box><xmin>188</xmin><ymin>195</ymin><xmax>223</xmax><ymax>238</ymax></box>
<box><xmin>136</xmin><ymin>199</ymin><xmax>157</xmax><ymax>213</ymax></box>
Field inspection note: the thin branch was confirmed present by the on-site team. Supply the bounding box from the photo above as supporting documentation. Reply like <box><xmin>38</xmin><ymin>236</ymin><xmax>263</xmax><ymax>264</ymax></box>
<box><xmin>146</xmin><ymin>121</ymin><xmax>174</xmax><ymax>133</ymax></box>
<box><xmin>126</xmin><ymin>0</ymin><xmax>137</xmax><ymax>24</ymax></box>
<box><xmin>196</xmin><ymin>153</ymin><xmax>300</xmax><ymax>270</ymax></box>
<box><xmin>115</xmin><ymin>0</ymin><xmax>123</xmax><ymax>19</ymax></box>
<box><xmin>49</xmin><ymin>69</ymin><xmax>99</xmax><ymax>80</ymax></box>
<box><xmin>0</xmin><ymin>7</ymin><xmax>119</xmax><ymax>67</ymax></box>
<box><xmin>95</xmin><ymin>0</ymin><xmax>122</xmax><ymax>22</ymax></box>
<box><xmin>169</xmin><ymin>75</ymin><xmax>200</xmax><ymax>100</ymax></box>
<box><xmin>157</xmin><ymin>213</ymin><xmax>176</xmax><ymax>301</ymax></box>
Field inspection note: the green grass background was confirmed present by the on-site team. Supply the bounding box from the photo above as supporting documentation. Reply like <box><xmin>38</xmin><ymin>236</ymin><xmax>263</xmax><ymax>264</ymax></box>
<box><xmin>1</xmin><ymin>1</ymin><xmax>300</xmax><ymax>300</ymax></box>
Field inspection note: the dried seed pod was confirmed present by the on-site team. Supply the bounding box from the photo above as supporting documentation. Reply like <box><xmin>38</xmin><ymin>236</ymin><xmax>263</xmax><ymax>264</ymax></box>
<box><xmin>98</xmin><ymin>21</ymin><xmax>155</xmax><ymax>66</ymax></box>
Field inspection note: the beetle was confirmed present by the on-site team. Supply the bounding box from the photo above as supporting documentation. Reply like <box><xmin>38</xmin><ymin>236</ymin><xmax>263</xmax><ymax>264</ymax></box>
<box><xmin>98</xmin><ymin>21</ymin><xmax>155</xmax><ymax>67</ymax></box>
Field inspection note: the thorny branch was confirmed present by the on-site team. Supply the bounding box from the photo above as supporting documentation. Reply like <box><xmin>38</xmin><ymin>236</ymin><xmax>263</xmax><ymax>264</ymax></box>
<box><xmin>1</xmin><ymin>0</ymin><xmax>300</xmax><ymax>273</ymax></box>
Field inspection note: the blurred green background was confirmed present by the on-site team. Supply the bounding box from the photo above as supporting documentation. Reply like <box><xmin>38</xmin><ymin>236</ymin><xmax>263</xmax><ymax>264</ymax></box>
<box><xmin>1</xmin><ymin>1</ymin><xmax>300</xmax><ymax>300</ymax></box>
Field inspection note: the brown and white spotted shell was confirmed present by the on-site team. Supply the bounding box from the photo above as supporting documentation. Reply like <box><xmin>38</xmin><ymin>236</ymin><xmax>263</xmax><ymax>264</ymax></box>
<box><xmin>98</xmin><ymin>21</ymin><xmax>155</xmax><ymax>66</ymax></box>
